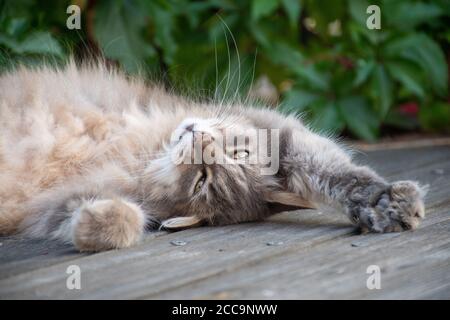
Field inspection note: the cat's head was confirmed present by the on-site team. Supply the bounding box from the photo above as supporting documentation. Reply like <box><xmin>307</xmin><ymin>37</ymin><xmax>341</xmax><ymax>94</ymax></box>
<box><xmin>143</xmin><ymin>116</ymin><xmax>312</xmax><ymax>229</ymax></box>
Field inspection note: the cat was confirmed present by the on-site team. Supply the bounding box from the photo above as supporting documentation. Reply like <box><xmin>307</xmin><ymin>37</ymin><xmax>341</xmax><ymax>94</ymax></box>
<box><xmin>0</xmin><ymin>62</ymin><xmax>426</xmax><ymax>252</ymax></box>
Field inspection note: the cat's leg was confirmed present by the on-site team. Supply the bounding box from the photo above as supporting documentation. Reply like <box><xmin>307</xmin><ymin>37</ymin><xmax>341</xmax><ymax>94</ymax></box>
<box><xmin>71</xmin><ymin>197</ymin><xmax>147</xmax><ymax>251</ymax></box>
<box><xmin>281</xmin><ymin>128</ymin><xmax>425</xmax><ymax>232</ymax></box>
<box><xmin>22</xmin><ymin>191</ymin><xmax>148</xmax><ymax>252</ymax></box>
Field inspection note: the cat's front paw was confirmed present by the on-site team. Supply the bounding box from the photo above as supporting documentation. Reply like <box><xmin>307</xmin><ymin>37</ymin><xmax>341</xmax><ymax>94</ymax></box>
<box><xmin>356</xmin><ymin>181</ymin><xmax>425</xmax><ymax>233</ymax></box>
<box><xmin>72</xmin><ymin>199</ymin><xmax>145</xmax><ymax>252</ymax></box>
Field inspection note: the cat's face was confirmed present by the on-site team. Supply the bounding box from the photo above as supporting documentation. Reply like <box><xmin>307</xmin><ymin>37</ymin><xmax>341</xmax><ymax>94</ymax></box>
<box><xmin>144</xmin><ymin>116</ymin><xmax>280</xmax><ymax>226</ymax></box>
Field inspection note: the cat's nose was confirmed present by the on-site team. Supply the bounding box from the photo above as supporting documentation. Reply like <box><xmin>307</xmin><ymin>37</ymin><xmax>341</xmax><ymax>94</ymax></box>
<box><xmin>185</xmin><ymin>123</ymin><xmax>195</xmax><ymax>132</ymax></box>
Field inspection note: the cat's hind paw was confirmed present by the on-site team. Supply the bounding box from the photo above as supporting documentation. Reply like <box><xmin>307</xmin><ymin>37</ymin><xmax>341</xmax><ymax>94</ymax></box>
<box><xmin>358</xmin><ymin>181</ymin><xmax>426</xmax><ymax>233</ymax></box>
<box><xmin>72</xmin><ymin>198</ymin><xmax>146</xmax><ymax>252</ymax></box>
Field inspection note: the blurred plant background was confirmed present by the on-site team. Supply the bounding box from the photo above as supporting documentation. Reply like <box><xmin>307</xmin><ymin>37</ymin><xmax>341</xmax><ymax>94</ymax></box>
<box><xmin>0</xmin><ymin>0</ymin><xmax>449</xmax><ymax>141</ymax></box>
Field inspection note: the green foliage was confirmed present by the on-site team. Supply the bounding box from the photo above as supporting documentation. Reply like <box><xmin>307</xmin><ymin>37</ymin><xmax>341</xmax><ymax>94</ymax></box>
<box><xmin>0</xmin><ymin>0</ymin><xmax>449</xmax><ymax>140</ymax></box>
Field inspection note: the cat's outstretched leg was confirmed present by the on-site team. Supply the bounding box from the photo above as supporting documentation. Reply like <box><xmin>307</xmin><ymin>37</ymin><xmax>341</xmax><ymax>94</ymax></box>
<box><xmin>281</xmin><ymin>128</ymin><xmax>425</xmax><ymax>232</ymax></box>
<box><xmin>22</xmin><ymin>193</ymin><xmax>147</xmax><ymax>252</ymax></box>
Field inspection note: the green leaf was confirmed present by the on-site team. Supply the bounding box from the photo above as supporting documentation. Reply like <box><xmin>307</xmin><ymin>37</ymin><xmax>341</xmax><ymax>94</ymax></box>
<box><xmin>310</xmin><ymin>100</ymin><xmax>345</xmax><ymax>133</ymax></box>
<box><xmin>385</xmin><ymin>2</ymin><xmax>443</xmax><ymax>30</ymax></box>
<box><xmin>265</xmin><ymin>41</ymin><xmax>304</xmax><ymax>65</ymax></box>
<box><xmin>348</xmin><ymin>0</ymin><xmax>370</xmax><ymax>26</ymax></box>
<box><xmin>6</xmin><ymin>18</ymin><xmax>29</xmax><ymax>37</ymax></box>
<box><xmin>20</xmin><ymin>32</ymin><xmax>62</xmax><ymax>56</ymax></box>
<box><xmin>251</xmin><ymin>0</ymin><xmax>279</xmax><ymax>21</ymax></box>
<box><xmin>180</xmin><ymin>2</ymin><xmax>215</xmax><ymax>28</ymax></box>
<box><xmin>353</xmin><ymin>59</ymin><xmax>375</xmax><ymax>87</ymax></box>
<box><xmin>339</xmin><ymin>96</ymin><xmax>379</xmax><ymax>141</ymax></box>
<box><xmin>372</xmin><ymin>64</ymin><xmax>393</xmax><ymax>118</ymax></box>
<box><xmin>94</xmin><ymin>0</ymin><xmax>155</xmax><ymax>73</ymax></box>
<box><xmin>280</xmin><ymin>88</ymin><xmax>320</xmax><ymax>113</ymax></box>
<box><xmin>384</xmin><ymin>33</ymin><xmax>448</xmax><ymax>97</ymax></box>
<box><xmin>266</xmin><ymin>42</ymin><xmax>329</xmax><ymax>91</ymax></box>
<box><xmin>248</xmin><ymin>22</ymin><xmax>271</xmax><ymax>47</ymax></box>
<box><xmin>0</xmin><ymin>31</ymin><xmax>62</xmax><ymax>56</ymax></box>
<box><xmin>143</xmin><ymin>1</ymin><xmax>177</xmax><ymax>64</ymax></box>
<box><xmin>0</xmin><ymin>35</ymin><xmax>17</xmax><ymax>50</ymax></box>
<box><xmin>386</xmin><ymin>60</ymin><xmax>425</xmax><ymax>99</ymax></box>
<box><xmin>294</xmin><ymin>65</ymin><xmax>330</xmax><ymax>92</ymax></box>
<box><xmin>280</xmin><ymin>0</ymin><xmax>301</xmax><ymax>27</ymax></box>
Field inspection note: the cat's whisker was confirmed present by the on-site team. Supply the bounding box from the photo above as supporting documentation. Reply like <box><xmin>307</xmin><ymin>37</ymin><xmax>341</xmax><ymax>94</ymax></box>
<box><xmin>218</xmin><ymin>22</ymin><xmax>232</xmax><ymax>106</ymax></box>
<box><xmin>214</xmin><ymin>36</ymin><xmax>219</xmax><ymax>103</ymax></box>
<box><xmin>218</xmin><ymin>15</ymin><xmax>241</xmax><ymax>104</ymax></box>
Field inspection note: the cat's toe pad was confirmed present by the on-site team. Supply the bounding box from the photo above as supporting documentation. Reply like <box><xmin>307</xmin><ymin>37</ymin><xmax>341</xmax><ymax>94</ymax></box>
<box><xmin>359</xmin><ymin>181</ymin><xmax>425</xmax><ymax>233</ymax></box>
<box><xmin>72</xmin><ymin>198</ymin><xmax>145</xmax><ymax>251</ymax></box>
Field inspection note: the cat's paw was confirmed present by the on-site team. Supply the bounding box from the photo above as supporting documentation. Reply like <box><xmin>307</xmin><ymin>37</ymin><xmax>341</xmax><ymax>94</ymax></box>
<box><xmin>356</xmin><ymin>181</ymin><xmax>425</xmax><ymax>233</ymax></box>
<box><xmin>72</xmin><ymin>198</ymin><xmax>145</xmax><ymax>252</ymax></box>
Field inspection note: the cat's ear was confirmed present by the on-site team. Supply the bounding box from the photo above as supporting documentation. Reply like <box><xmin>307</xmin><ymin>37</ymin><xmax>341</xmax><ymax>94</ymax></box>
<box><xmin>160</xmin><ymin>216</ymin><xmax>203</xmax><ymax>231</ymax></box>
<box><xmin>264</xmin><ymin>191</ymin><xmax>316</xmax><ymax>214</ymax></box>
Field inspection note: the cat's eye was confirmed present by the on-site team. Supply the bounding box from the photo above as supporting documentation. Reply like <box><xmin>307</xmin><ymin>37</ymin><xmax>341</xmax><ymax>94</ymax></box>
<box><xmin>194</xmin><ymin>172</ymin><xmax>206</xmax><ymax>194</ymax></box>
<box><xmin>234</xmin><ymin>150</ymin><xmax>249</xmax><ymax>159</ymax></box>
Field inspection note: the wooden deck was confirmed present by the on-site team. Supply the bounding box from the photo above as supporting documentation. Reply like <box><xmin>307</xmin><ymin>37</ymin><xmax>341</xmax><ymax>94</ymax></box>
<box><xmin>0</xmin><ymin>146</ymin><xmax>449</xmax><ymax>299</ymax></box>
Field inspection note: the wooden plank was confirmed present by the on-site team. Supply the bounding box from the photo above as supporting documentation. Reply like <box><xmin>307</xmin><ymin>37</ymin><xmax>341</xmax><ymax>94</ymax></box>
<box><xmin>0</xmin><ymin>232</ymin><xmax>166</xmax><ymax>280</ymax></box>
<box><xmin>0</xmin><ymin>146</ymin><xmax>448</xmax><ymax>299</ymax></box>
<box><xmin>0</xmin><ymin>210</ymin><xmax>354</xmax><ymax>299</ymax></box>
<box><xmin>147</xmin><ymin>206</ymin><xmax>450</xmax><ymax>299</ymax></box>
<box><xmin>0</xmin><ymin>236</ymin><xmax>85</xmax><ymax>280</ymax></box>
<box><xmin>353</xmin><ymin>145</ymin><xmax>450</xmax><ymax>177</ymax></box>
<box><xmin>352</xmin><ymin>137</ymin><xmax>450</xmax><ymax>152</ymax></box>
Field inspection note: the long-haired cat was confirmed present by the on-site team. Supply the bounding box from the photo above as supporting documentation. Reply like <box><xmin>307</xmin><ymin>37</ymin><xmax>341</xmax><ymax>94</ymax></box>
<box><xmin>0</xmin><ymin>62</ymin><xmax>425</xmax><ymax>252</ymax></box>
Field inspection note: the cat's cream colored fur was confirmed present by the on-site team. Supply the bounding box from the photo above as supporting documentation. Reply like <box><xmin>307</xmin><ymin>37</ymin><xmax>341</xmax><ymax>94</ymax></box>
<box><xmin>0</xmin><ymin>62</ymin><xmax>425</xmax><ymax>251</ymax></box>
